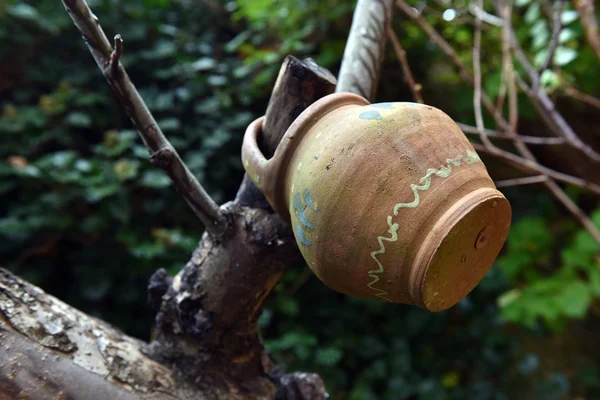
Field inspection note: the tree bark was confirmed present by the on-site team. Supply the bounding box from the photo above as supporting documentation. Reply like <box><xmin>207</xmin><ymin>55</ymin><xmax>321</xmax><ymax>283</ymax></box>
<box><xmin>0</xmin><ymin>56</ymin><xmax>335</xmax><ymax>400</ymax></box>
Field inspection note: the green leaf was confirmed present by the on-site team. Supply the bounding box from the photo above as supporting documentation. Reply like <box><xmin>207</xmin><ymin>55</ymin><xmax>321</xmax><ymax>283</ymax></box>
<box><xmin>524</xmin><ymin>3</ymin><xmax>540</xmax><ymax>24</ymax></box>
<box><xmin>558</xmin><ymin>281</ymin><xmax>591</xmax><ymax>318</ymax></box>
<box><xmin>315</xmin><ymin>347</ymin><xmax>344</xmax><ymax>366</ymax></box>
<box><xmin>140</xmin><ymin>170</ymin><xmax>171</xmax><ymax>188</ymax></box>
<box><xmin>560</xmin><ymin>10</ymin><xmax>578</xmax><ymax>25</ymax></box>
<box><xmin>498</xmin><ymin>289</ymin><xmax>521</xmax><ymax>308</ymax></box>
<box><xmin>559</xmin><ymin>29</ymin><xmax>577</xmax><ymax>43</ymax></box>
<box><xmin>590</xmin><ymin>268</ymin><xmax>600</xmax><ymax>297</ymax></box>
<box><xmin>553</xmin><ymin>47</ymin><xmax>578</xmax><ymax>66</ymax></box>
<box><xmin>66</xmin><ymin>112</ymin><xmax>92</xmax><ymax>127</ymax></box>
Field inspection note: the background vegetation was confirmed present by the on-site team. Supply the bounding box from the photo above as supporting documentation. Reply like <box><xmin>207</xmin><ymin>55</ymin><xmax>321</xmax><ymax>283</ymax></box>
<box><xmin>1</xmin><ymin>0</ymin><xmax>600</xmax><ymax>398</ymax></box>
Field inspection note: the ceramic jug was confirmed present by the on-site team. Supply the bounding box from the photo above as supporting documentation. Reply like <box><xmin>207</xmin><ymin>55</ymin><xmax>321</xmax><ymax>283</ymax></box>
<box><xmin>242</xmin><ymin>92</ymin><xmax>511</xmax><ymax>311</ymax></box>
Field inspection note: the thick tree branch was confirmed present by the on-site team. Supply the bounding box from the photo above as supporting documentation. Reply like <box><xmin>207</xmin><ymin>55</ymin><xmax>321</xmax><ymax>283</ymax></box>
<box><xmin>61</xmin><ymin>0</ymin><xmax>227</xmax><ymax>235</ymax></box>
<box><xmin>0</xmin><ymin>268</ymin><xmax>198</xmax><ymax>400</ymax></box>
<box><xmin>150</xmin><ymin>56</ymin><xmax>335</xmax><ymax>399</ymax></box>
<box><xmin>336</xmin><ymin>0</ymin><xmax>393</xmax><ymax>100</ymax></box>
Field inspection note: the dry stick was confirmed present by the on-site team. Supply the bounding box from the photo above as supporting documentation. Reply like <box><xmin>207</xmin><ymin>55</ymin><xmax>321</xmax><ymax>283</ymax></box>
<box><xmin>470</xmin><ymin>143</ymin><xmax>600</xmax><ymax>195</ymax></box>
<box><xmin>575</xmin><ymin>0</ymin><xmax>600</xmax><ymax>62</ymax></box>
<box><xmin>509</xmin><ymin>32</ymin><xmax>600</xmax><ymax>163</ymax></box>
<box><xmin>398</xmin><ymin>0</ymin><xmax>600</xmax><ymax>236</ymax></box>
<box><xmin>337</xmin><ymin>0</ymin><xmax>394</xmax><ymax>100</ymax></box>
<box><xmin>534</xmin><ymin>0</ymin><xmax>563</xmax><ymax>85</ymax></box>
<box><xmin>457</xmin><ymin>123</ymin><xmax>565</xmax><ymax>145</ymax></box>
<box><xmin>387</xmin><ymin>27</ymin><xmax>423</xmax><ymax>103</ymax></box>
<box><xmin>495</xmin><ymin>175</ymin><xmax>548</xmax><ymax>188</ymax></box>
<box><xmin>563</xmin><ymin>86</ymin><xmax>600</xmax><ymax>111</ymax></box>
<box><xmin>500</xmin><ymin>0</ymin><xmax>600</xmax><ymax>243</ymax></box>
<box><xmin>61</xmin><ymin>0</ymin><xmax>227</xmax><ymax>235</ymax></box>
<box><xmin>396</xmin><ymin>0</ymin><xmax>506</xmax><ymax>128</ymax></box>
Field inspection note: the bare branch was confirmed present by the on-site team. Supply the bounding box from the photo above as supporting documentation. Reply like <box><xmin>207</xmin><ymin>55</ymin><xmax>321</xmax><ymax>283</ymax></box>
<box><xmin>563</xmin><ymin>86</ymin><xmax>600</xmax><ymax>110</ymax></box>
<box><xmin>575</xmin><ymin>0</ymin><xmax>600</xmax><ymax>62</ymax></box>
<box><xmin>495</xmin><ymin>175</ymin><xmax>548</xmax><ymax>188</ymax></box>
<box><xmin>337</xmin><ymin>0</ymin><xmax>394</xmax><ymax>100</ymax></box>
<box><xmin>387</xmin><ymin>27</ymin><xmax>423</xmax><ymax>103</ymax></box>
<box><xmin>61</xmin><ymin>0</ymin><xmax>227</xmax><ymax>235</ymax></box>
<box><xmin>472</xmin><ymin>0</ymin><xmax>495</xmax><ymax>150</ymax></box>
<box><xmin>534</xmin><ymin>0</ymin><xmax>563</xmax><ymax>82</ymax></box>
<box><xmin>457</xmin><ymin>123</ymin><xmax>565</xmax><ymax>145</ymax></box>
<box><xmin>471</xmin><ymin>143</ymin><xmax>600</xmax><ymax>196</ymax></box>
<box><xmin>507</xmin><ymin>25</ymin><xmax>600</xmax><ymax>163</ymax></box>
<box><xmin>501</xmin><ymin>0</ymin><xmax>600</xmax><ymax>243</ymax></box>
<box><xmin>397</xmin><ymin>0</ymin><xmax>506</xmax><ymax>127</ymax></box>
<box><xmin>545</xmin><ymin>180</ymin><xmax>600</xmax><ymax>243</ymax></box>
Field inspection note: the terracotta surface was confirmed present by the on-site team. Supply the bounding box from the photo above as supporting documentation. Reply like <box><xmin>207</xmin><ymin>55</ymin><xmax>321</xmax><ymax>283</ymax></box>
<box><xmin>241</xmin><ymin>92</ymin><xmax>511</xmax><ymax>311</ymax></box>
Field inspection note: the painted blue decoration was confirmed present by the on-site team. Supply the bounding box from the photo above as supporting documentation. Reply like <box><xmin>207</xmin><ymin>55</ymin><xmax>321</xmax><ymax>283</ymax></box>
<box><xmin>296</xmin><ymin>226</ymin><xmax>312</xmax><ymax>246</ymax></box>
<box><xmin>293</xmin><ymin>193</ymin><xmax>314</xmax><ymax>229</ymax></box>
<box><xmin>359</xmin><ymin>110</ymin><xmax>383</xmax><ymax>120</ymax></box>
<box><xmin>371</xmin><ymin>102</ymin><xmax>395</xmax><ymax>109</ymax></box>
<box><xmin>303</xmin><ymin>188</ymin><xmax>318</xmax><ymax>211</ymax></box>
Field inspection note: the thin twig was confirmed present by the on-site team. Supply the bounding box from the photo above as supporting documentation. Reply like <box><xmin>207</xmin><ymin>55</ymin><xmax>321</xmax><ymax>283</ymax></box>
<box><xmin>574</xmin><ymin>0</ymin><xmax>600</xmax><ymax>62</ymax></box>
<box><xmin>387</xmin><ymin>27</ymin><xmax>423</xmax><ymax>103</ymax></box>
<box><xmin>457</xmin><ymin>123</ymin><xmax>565</xmax><ymax>145</ymax></box>
<box><xmin>563</xmin><ymin>86</ymin><xmax>600</xmax><ymax>110</ymax></box>
<box><xmin>509</xmin><ymin>29</ymin><xmax>600</xmax><ymax>163</ymax></box>
<box><xmin>500</xmin><ymin>0</ymin><xmax>600</xmax><ymax>243</ymax></box>
<box><xmin>471</xmin><ymin>143</ymin><xmax>600</xmax><ymax>196</ymax></box>
<box><xmin>472</xmin><ymin>0</ymin><xmax>495</xmax><ymax>150</ymax></box>
<box><xmin>108</xmin><ymin>34</ymin><xmax>122</xmax><ymax>75</ymax></box>
<box><xmin>401</xmin><ymin>0</ymin><xmax>600</xmax><ymax>242</ymax></box>
<box><xmin>397</xmin><ymin>0</ymin><xmax>506</xmax><ymax>128</ymax></box>
<box><xmin>61</xmin><ymin>0</ymin><xmax>227</xmax><ymax>235</ymax></box>
<box><xmin>534</xmin><ymin>0</ymin><xmax>563</xmax><ymax>83</ymax></box>
<box><xmin>495</xmin><ymin>175</ymin><xmax>548</xmax><ymax>188</ymax></box>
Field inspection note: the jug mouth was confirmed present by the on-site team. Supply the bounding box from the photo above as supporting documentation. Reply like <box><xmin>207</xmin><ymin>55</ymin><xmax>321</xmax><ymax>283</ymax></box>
<box><xmin>409</xmin><ymin>187</ymin><xmax>511</xmax><ymax>312</ymax></box>
<box><xmin>264</xmin><ymin>92</ymin><xmax>370</xmax><ymax>219</ymax></box>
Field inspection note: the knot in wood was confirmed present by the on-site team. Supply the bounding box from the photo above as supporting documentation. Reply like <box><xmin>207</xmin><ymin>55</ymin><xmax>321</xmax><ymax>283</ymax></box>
<box><xmin>150</xmin><ymin>148</ymin><xmax>174</xmax><ymax>168</ymax></box>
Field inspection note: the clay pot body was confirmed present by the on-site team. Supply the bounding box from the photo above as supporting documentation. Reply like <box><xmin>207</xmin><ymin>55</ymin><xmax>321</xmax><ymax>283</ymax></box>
<box><xmin>242</xmin><ymin>93</ymin><xmax>511</xmax><ymax>311</ymax></box>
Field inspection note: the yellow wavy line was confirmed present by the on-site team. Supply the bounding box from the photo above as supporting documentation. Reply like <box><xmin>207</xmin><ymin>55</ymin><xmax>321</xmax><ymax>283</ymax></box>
<box><xmin>367</xmin><ymin>150</ymin><xmax>482</xmax><ymax>301</ymax></box>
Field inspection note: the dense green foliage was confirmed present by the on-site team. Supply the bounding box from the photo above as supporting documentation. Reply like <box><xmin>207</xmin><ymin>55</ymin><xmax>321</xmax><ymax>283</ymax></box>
<box><xmin>1</xmin><ymin>0</ymin><xmax>600</xmax><ymax>398</ymax></box>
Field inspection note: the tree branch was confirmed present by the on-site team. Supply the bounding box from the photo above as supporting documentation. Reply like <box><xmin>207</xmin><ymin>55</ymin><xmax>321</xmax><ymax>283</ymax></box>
<box><xmin>151</xmin><ymin>56</ymin><xmax>336</xmax><ymax>399</ymax></box>
<box><xmin>563</xmin><ymin>86</ymin><xmax>600</xmax><ymax>110</ymax></box>
<box><xmin>457</xmin><ymin>123</ymin><xmax>565</xmax><ymax>145</ymax></box>
<box><xmin>336</xmin><ymin>0</ymin><xmax>394</xmax><ymax>100</ymax></box>
<box><xmin>534</xmin><ymin>0</ymin><xmax>563</xmax><ymax>84</ymax></box>
<box><xmin>575</xmin><ymin>0</ymin><xmax>600</xmax><ymax>62</ymax></box>
<box><xmin>61</xmin><ymin>0</ymin><xmax>227</xmax><ymax>235</ymax></box>
<box><xmin>0</xmin><ymin>268</ymin><xmax>194</xmax><ymax>400</ymax></box>
<box><xmin>507</xmin><ymin>22</ymin><xmax>600</xmax><ymax>163</ymax></box>
<box><xmin>399</xmin><ymin>0</ymin><xmax>600</xmax><ymax>242</ymax></box>
<box><xmin>387</xmin><ymin>27</ymin><xmax>423</xmax><ymax>103</ymax></box>
<box><xmin>495</xmin><ymin>175</ymin><xmax>548</xmax><ymax>188</ymax></box>
<box><xmin>499</xmin><ymin>0</ymin><xmax>600</xmax><ymax>243</ymax></box>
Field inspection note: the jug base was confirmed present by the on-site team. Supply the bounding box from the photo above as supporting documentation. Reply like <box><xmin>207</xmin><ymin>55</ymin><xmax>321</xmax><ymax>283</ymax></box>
<box><xmin>409</xmin><ymin>187</ymin><xmax>511</xmax><ymax>312</ymax></box>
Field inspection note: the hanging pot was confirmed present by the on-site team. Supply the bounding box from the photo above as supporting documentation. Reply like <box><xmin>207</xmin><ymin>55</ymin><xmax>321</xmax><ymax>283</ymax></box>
<box><xmin>242</xmin><ymin>92</ymin><xmax>511</xmax><ymax>311</ymax></box>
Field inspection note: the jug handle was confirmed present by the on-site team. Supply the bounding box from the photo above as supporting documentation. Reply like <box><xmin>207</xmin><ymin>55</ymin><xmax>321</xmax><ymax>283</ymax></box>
<box><xmin>241</xmin><ymin>116</ymin><xmax>280</xmax><ymax>211</ymax></box>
